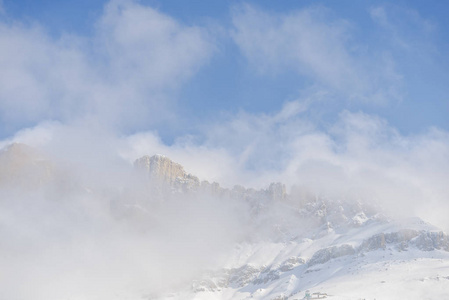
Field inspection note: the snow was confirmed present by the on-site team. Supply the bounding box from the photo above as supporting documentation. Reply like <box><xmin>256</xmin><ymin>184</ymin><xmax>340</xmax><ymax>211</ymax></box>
<box><xmin>161</xmin><ymin>249</ymin><xmax>449</xmax><ymax>300</ymax></box>
<box><xmin>151</xmin><ymin>216</ymin><xmax>449</xmax><ymax>300</ymax></box>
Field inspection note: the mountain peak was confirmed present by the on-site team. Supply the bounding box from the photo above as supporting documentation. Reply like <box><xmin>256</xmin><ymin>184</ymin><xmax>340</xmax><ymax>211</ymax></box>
<box><xmin>134</xmin><ymin>154</ymin><xmax>200</xmax><ymax>192</ymax></box>
<box><xmin>134</xmin><ymin>154</ymin><xmax>187</xmax><ymax>183</ymax></box>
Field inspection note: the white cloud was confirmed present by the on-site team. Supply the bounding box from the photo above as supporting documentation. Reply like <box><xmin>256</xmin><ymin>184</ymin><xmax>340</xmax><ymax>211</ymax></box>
<box><xmin>0</xmin><ymin>0</ymin><xmax>214</xmax><ymax>133</ymax></box>
<box><xmin>369</xmin><ymin>4</ymin><xmax>438</xmax><ymax>61</ymax></box>
<box><xmin>0</xmin><ymin>120</ymin><xmax>57</xmax><ymax>149</ymax></box>
<box><xmin>231</xmin><ymin>4</ymin><xmax>403</xmax><ymax>104</ymax></box>
<box><xmin>0</xmin><ymin>22</ymin><xmax>86</xmax><ymax>125</ymax></box>
<box><xmin>370</xmin><ymin>5</ymin><xmax>435</xmax><ymax>40</ymax></box>
<box><xmin>97</xmin><ymin>0</ymin><xmax>214</xmax><ymax>91</ymax></box>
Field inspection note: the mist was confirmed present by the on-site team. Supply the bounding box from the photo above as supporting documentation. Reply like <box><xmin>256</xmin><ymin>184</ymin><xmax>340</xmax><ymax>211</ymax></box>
<box><xmin>1</xmin><ymin>0</ymin><xmax>449</xmax><ymax>299</ymax></box>
<box><xmin>0</xmin><ymin>141</ymin><xmax>254</xmax><ymax>299</ymax></box>
<box><xmin>1</xmin><ymin>106</ymin><xmax>448</xmax><ymax>299</ymax></box>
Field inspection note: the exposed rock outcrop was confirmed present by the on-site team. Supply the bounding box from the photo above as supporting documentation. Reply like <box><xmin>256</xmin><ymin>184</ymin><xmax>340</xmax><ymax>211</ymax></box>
<box><xmin>268</xmin><ymin>182</ymin><xmax>287</xmax><ymax>202</ymax></box>
<box><xmin>134</xmin><ymin>155</ymin><xmax>290</xmax><ymax>204</ymax></box>
<box><xmin>134</xmin><ymin>154</ymin><xmax>185</xmax><ymax>184</ymax></box>
<box><xmin>134</xmin><ymin>154</ymin><xmax>200</xmax><ymax>192</ymax></box>
<box><xmin>0</xmin><ymin>143</ymin><xmax>54</xmax><ymax>188</ymax></box>
<box><xmin>413</xmin><ymin>231</ymin><xmax>449</xmax><ymax>251</ymax></box>
<box><xmin>359</xmin><ymin>230</ymin><xmax>449</xmax><ymax>253</ymax></box>
<box><xmin>192</xmin><ymin>256</ymin><xmax>306</xmax><ymax>292</ymax></box>
<box><xmin>359</xmin><ymin>233</ymin><xmax>387</xmax><ymax>251</ymax></box>
<box><xmin>279</xmin><ymin>256</ymin><xmax>306</xmax><ymax>272</ymax></box>
<box><xmin>308</xmin><ymin>244</ymin><xmax>356</xmax><ymax>266</ymax></box>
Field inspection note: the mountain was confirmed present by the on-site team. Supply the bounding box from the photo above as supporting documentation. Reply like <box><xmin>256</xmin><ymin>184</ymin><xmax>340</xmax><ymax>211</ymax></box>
<box><xmin>0</xmin><ymin>146</ymin><xmax>448</xmax><ymax>300</ymax></box>
<box><xmin>134</xmin><ymin>154</ymin><xmax>201</xmax><ymax>192</ymax></box>
<box><xmin>131</xmin><ymin>155</ymin><xmax>449</xmax><ymax>300</ymax></box>
<box><xmin>0</xmin><ymin>142</ymin><xmax>54</xmax><ymax>188</ymax></box>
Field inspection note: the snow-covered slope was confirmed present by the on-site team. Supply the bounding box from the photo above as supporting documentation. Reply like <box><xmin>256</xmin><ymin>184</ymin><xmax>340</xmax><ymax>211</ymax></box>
<box><xmin>148</xmin><ymin>214</ymin><xmax>449</xmax><ymax>299</ymax></box>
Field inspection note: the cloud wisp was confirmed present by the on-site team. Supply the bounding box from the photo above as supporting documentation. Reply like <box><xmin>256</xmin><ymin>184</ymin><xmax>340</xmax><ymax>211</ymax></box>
<box><xmin>231</xmin><ymin>4</ymin><xmax>403</xmax><ymax>104</ymax></box>
<box><xmin>0</xmin><ymin>0</ymin><xmax>215</xmax><ymax>134</ymax></box>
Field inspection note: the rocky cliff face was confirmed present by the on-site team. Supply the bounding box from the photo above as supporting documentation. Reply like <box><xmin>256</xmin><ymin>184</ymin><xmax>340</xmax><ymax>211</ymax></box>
<box><xmin>134</xmin><ymin>154</ymin><xmax>186</xmax><ymax>184</ymax></box>
<box><xmin>308</xmin><ymin>244</ymin><xmax>356</xmax><ymax>266</ymax></box>
<box><xmin>357</xmin><ymin>230</ymin><xmax>449</xmax><ymax>253</ymax></box>
<box><xmin>134</xmin><ymin>154</ymin><xmax>200</xmax><ymax>192</ymax></box>
<box><xmin>0</xmin><ymin>143</ymin><xmax>54</xmax><ymax>188</ymax></box>
<box><xmin>133</xmin><ymin>154</ymin><xmax>288</xmax><ymax>203</ymax></box>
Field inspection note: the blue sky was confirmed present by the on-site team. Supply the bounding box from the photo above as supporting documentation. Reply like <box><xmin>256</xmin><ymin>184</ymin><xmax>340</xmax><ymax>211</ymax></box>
<box><xmin>1</xmin><ymin>0</ymin><xmax>448</xmax><ymax>140</ymax></box>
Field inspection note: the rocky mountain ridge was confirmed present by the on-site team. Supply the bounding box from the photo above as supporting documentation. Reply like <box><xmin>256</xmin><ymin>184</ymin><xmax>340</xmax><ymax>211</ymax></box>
<box><xmin>134</xmin><ymin>154</ymin><xmax>287</xmax><ymax>201</ymax></box>
<box><xmin>131</xmin><ymin>154</ymin><xmax>449</xmax><ymax>300</ymax></box>
<box><xmin>132</xmin><ymin>155</ymin><xmax>449</xmax><ymax>246</ymax></box>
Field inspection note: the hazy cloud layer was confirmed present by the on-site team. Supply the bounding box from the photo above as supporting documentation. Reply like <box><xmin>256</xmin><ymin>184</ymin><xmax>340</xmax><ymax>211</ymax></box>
<box><xmin>121</xmin><ymin>101</ymin><xmax>449</xmax><ymax>231</ymax></box>
<box><xmin>0</xmin><ymin>177</ymin><xmax>250</xmax><ymax>299</ymax></box>
<box><xmin>4</xmin><ymin>101</ymin><xmax>448</xmax><ymax>232</ymax></box>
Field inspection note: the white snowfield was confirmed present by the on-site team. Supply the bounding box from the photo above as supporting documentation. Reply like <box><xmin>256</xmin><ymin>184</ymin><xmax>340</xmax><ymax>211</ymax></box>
<box><xmin>155</xmin><ymin>218</ymin><xmax>449</xmax><ymax>300</ymax></box>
